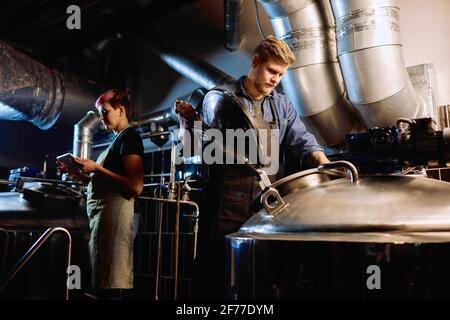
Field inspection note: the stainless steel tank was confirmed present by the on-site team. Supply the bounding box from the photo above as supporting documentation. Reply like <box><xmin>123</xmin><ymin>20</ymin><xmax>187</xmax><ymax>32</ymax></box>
<box><xmin>0</xmin><ymin>183</ymin><xmax>89</xmax><ymax>231</ymax></box>
<box><xmin>0</xmin><ymin>185</ymin><xmax>89</xmax><ymax>299</ymax></box>
<box><xmin>226</xmin><ymin>167</ymin><xmax>450</xmax><ymax>299</ymax></box>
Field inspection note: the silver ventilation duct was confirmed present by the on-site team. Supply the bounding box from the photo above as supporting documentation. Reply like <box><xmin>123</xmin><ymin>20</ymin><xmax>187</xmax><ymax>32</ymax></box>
<box><xmin>125</xmin><ymin>33</ymin><xmax>237</xmax><ymax>137</ymax></box>
<box><xmin>0</xmin><ymin>42</ymin><xmax>63</xmax><ymax>129</ymax></box>
<box><xmin>225</xmin><ymin>0</ymin><xmax>244</xmax><ymax>51</ymax></box>
<box><xmin>132</xmin><ymin>108</ymin><xmax>178</xmax><ymax>128</ymax></box>
<box><xmin>0</xmin><ymin>41</ymin><xmax>103</xmax><ymax>130</ymax></box>
<box><xmin>259</xmin><ymin>0</ymin><xmax>362</xmax><ymax>146</ymax></box>
<box><xmin>73</xmin><ymin>111</ymin><xmax>101</xmax><ymax>159</ymax></box>
<box><xmin>125</xmin><ymin>33</ymin><xmax>235</xmax><ymax>90</ymax></box>
<box><xmin>330</xmin><ymin>0</ymin><xmax>427</xmax><ymax>128</ymax></box>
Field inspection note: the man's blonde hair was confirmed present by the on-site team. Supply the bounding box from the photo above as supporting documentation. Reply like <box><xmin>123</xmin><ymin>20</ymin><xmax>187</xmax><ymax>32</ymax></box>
<box><xmin>254</xmin><ymin>35</ymin><xmax>295</xmax><ymax>66</ymax></box>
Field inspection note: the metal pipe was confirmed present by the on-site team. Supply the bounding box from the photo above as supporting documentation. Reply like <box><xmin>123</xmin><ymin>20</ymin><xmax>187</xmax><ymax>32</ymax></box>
<box><xmin>17</xmin><ymin>177</ymin><xmax>83</xmax><ymax>186</ymax></box>
<box><xmin>141</xmin><ymin>131</ymin><xmax>178</xmax><ymax>199</ymax></box>
<box><xmin>224</xmin><ymin>0</ymin><xmax>244</xmax><ymax>51</ymax></box>
<box><xmin>140</xmin><ymin>131</ymin><xmax>173</xmax><ymax>139</ymax></box>
<box><xmin>143</xmin><ymin>187</ymin><xmax>201</xmax><ymax>300</ymax></box>
<box><xmin>0</xmin><ymin>41</ymin><xmax>103</xmax><ymax>130</ymax></box>
<box><xmin>92</xmin><ymin>128</ymin><xmax>175</xmax><ymax>150</ymax></box>
<box><xmin>124</xmin><ymin>33</ymin><xmax>235</xmax><ymax>90</ymax></box>
<box><xmin>92</xmin><ymin>136</ymin><xmax>174</xmax><ymax>151</ymax></box>
<box><xmin>439</xmin><ymin>105</ymin><xmax>450</xmax><ymax>130</ymax></box>
<box><xmin>131</xmin><ymin>109</ymin><xmax>178</xmax><ymax>128</ymax></box>
<box><xmin>0</xmin><ymin>179</ymin><xmax>15</xmax><ymax>185</ymax></box>
<box><xmin>154</xmin><ymin>186</ymin><xmax>164</xmax><ymax>301</ymax></box>
<box><xmin>169</xmin><ymin>133</ymin><xmax>177</xmax><ymax>200</ymax></box>
<box><xmin>330</xmin><ymin>0</ymin><xmax>427</xmax><ymax>128</ymax></box>
<box><xmin>173</xmin><ymin>183</ymin><xmax>181</xmax><ymax>300</ymax></box>
<box><xmin>144</xmin><ymin>173</ymin><xmax>171</xmax><ymax>178</ymax></box>
<box><xmin>259</xmin><ymin>0</ymin><xmax>362</xmax><ymax>146</ymax></box>
<box><xmin>139</xmin><ymin>196</ymin><xmax>200</xmax><ymax>257</ymax></box>
<box><xmin>143</xmin><ymin>182</ymin><xmax>200</xmax><ymax>189</ymax></box>
<box><xmin>0</xmin><ymin>228</ymin><xmax>10</xmax><ymax>277</ymax></box>
<box><xmin>0</xmin><ymin>227</ymin><xmax>72</xmax><ymax>300</ymax></box>
<box><xmin>73</xmin><ymin>111</ymin><xmax>101</xmax><ymax>159</ymax></box>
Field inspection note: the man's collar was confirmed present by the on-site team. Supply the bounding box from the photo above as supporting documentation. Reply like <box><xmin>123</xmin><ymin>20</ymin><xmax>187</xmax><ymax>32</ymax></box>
<box><xmin>235</xmin><ymin>76</ymin><xmax>274</xmax><ymax>99</ymax></box>
<box><xmin>234</xmin><ymin>76</ymin><xmax>247</xmax><ymax>97</ymax></box>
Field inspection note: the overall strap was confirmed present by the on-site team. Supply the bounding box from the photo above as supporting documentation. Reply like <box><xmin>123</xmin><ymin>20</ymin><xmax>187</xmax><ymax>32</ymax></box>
<box><xmin>268</xmin><ymin>96</ymin><xmax>279</xmax><ymax>128</ymax></box>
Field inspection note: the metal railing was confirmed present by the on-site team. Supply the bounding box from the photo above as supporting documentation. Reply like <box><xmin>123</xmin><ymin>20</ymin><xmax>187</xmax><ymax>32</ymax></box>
<box><xmin>0</xmin><ymin>227</ymin><xmax>72</xmax><ymax>300</ymax></box>
<box><xmin>140</xmin><ymin>182</ymin><xmax>200</xmax><ymax>301</ymax></box>
<box><xmin>0</xmin><ymin>228</ymin><xmax>10</xmax><ymax>277</ymax></box>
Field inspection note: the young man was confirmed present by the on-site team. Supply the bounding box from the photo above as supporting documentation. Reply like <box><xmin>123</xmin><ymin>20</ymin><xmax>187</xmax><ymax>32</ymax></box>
<box><xmin>176</xmin><ymin>36</ymin><xmax>329</xmax><ymax>299</ymax></box>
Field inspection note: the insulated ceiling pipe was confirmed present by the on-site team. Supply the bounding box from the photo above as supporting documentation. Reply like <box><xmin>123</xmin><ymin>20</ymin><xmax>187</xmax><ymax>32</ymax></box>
<box><xmin>330</xmin><ymin>0</ymin><xmax>427</xmax><ymax>128</ymax></box>
<box><xmin>124</xmin><ymin>33</ymin><xmax>236</xmax><ymax>135</ymax></box>
<box><xmin>124</xmin><ymin>33</ymin><xmax>235</xmax><ymax>90</ymax></box>
<box><xmin>259</xmin><ymin>0</ymin><xmax>363</xmax><ymax>146</ymax></box>
<box><xmin>131</xmin><ymin>108</ymin><xmax>179</xmax><ymax>128</ymax></box>
<box><xmin>225</xmin><ymin>0</ymin><xmax>244</xmax><ymax>51</ymax></box>
<box><xmin>0</xmin><ymin>41</ymin><xmax>103</xmax><ymax>129</ymax></box>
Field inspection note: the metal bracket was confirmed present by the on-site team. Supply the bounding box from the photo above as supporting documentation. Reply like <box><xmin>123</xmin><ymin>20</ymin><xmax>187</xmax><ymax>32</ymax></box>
<box><xmin>260</xmin><ymin>186</ymin><xmax>289</xmax><ymax>216</ymax></box>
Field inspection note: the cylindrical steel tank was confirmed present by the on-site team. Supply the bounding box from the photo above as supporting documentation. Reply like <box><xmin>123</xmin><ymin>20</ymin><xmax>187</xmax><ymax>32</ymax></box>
<box><xmin>226</xmin><ymin>171</ymin><xmax>450</xmax><ymax>299</ymax></box>
<box><xmin>0</xmin><ymin>186</ymin><xmax>89</xmax><ymax>299</ymax></box>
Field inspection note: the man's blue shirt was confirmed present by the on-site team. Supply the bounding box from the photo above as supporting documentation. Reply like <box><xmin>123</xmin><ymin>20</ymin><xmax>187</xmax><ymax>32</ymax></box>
<box><xmin>218</xmin><ymin>76</ymin><xmax>324</xmax><ymax>158</ymax></box>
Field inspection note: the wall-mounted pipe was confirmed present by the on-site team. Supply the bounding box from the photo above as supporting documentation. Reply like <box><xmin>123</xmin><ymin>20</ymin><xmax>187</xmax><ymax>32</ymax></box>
<box><xmin>330</xmin><ymin>0</ymin><xmax>427</xmax><ymax>128</ymax></box>
<box><xmin>0</xmin><ymin>41</ymin><xmax>103</xmax><ymax>130</ymax></box>
<box><xmin>73</xmin><ymin>111</ymin><xmax>101</xmax><ymax>159</ymax></box>
<box><xmin>259</xmin><ymin>0</ymin><xmax>362</xmax><ymax>146</ymax></box>
<box><xmin>224</xmin><ymin>0</ymin><xmax>244</xmax><ymax>51</ymax></box>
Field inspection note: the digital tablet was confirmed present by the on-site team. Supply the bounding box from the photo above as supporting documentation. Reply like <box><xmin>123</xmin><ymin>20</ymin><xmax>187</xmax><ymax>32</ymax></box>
<box><xmin>56</xmin><ymin>153</ymin><xmax>82</xmax><ymax>172</ymax></box>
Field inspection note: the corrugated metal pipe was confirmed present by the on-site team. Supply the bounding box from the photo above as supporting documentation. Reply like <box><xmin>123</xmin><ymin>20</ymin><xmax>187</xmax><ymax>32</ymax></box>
<box><xmin>124</xmin><ymin>33</ymin><xmax>235</xmax><ymax>90</ymax></box>
<box><xmin>0</xmin><ymin>41</ymin><xmax>103</xmax><ymax>130</ymax></box>
<box><xmin>73</xmin><ymin>111</ymin><xmax>101</xmax><ymax>159</ymax></box>
<box><xmin>330</xmin><ymin>0</ymin><xmax>427</xmax><ymax>128</ymax></box>
<box><xmin>225</xmin><ymin>0</ymin><xmax>244</xmax><ymax>51</ymax></box>
<box><xmin>131</xmin><ymin>108</ymin><xmax>179</xmax><ymax>128</ymax></box>
<box><xmin>259</xmin><ymin>0</ymin><xmax>362</xmax><ymax>146</ymax></box>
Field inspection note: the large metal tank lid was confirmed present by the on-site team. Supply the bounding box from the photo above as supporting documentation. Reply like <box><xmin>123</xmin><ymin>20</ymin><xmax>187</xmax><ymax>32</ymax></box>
<box><xmin>240</xmin><ymin>175</ymin><xmax>450</xmax><ymax>238</ymax></box>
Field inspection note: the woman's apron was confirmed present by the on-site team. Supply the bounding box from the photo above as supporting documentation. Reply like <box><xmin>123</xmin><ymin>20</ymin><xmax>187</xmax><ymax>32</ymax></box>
<box><xmin>86</xmin><ymin>130</ymin><xmax>135</xmax><ymax>289</ymax></box>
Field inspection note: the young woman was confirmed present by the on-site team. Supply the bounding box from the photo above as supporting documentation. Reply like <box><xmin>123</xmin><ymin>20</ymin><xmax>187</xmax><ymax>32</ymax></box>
<box><xmin>59</xmin><ymin>89</ymin><xmax>144</xmax><ymax>298</ymax></box>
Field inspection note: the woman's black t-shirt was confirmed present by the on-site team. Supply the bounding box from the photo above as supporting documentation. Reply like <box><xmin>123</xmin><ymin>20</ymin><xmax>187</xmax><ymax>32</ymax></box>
<box><xmin>103</xmin><ymin>127</ymin><xmax>144</xmax><ymax>175</ymax></box>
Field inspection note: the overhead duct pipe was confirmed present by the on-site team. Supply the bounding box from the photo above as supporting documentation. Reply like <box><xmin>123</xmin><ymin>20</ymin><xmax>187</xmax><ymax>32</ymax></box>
<box><xmin>132</xmin><ymin>108</ymin><xmax>178</xmax><ymax>128</ymax></box>
<box><xmin>0</xmin><ymin>41</ymin><xmax>103</xmax><ymax>130</ymax></box>
<box><xmin>259</xmin><ymin>0</ymin><xmax>362</xmax><ymax>146</ymax></box>
<box><xmin>330</xmin><ymin>0</ymin><xmax>427</xmax><ymax>128</ymax></box>
<box><xmin>125</xmin><ymin>33</ymin><xmax>236</xmax><ymax>140</ymax></box>
<box><xmin>224</xmin><ymin>0</ymin><xmax>244</xmax><ymax>51</ymax></box>
<box><xmin>124</xmin><ymin>33</ymin><xmax>235</xmax><ymax>90</ymax></box>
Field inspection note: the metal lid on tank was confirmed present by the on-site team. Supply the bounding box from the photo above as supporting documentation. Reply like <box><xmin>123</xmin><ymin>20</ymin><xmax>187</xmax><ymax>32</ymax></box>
<box><xmin>239</xmin><ymin>175</ymin><xmax>450</xmax><ymax>238</ymax></box>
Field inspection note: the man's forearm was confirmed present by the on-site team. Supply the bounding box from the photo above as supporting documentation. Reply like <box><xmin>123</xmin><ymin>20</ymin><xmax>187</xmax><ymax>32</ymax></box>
<box><xmin>308</xmin><ymin>151</ymin><xmax>330</xmax><ymax>166</ymax></box>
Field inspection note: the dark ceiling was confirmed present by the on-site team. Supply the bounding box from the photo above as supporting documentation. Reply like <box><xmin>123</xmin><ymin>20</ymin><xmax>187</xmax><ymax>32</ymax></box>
<box><xmin>0</xmin><ymin>0</ymin><xmax>204</xmax><ymax>171</ymax></box>
<box><xmin>0</xmin><ymin>0</ymin><xmax>198</xmax><ymax>63</ymax></box>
